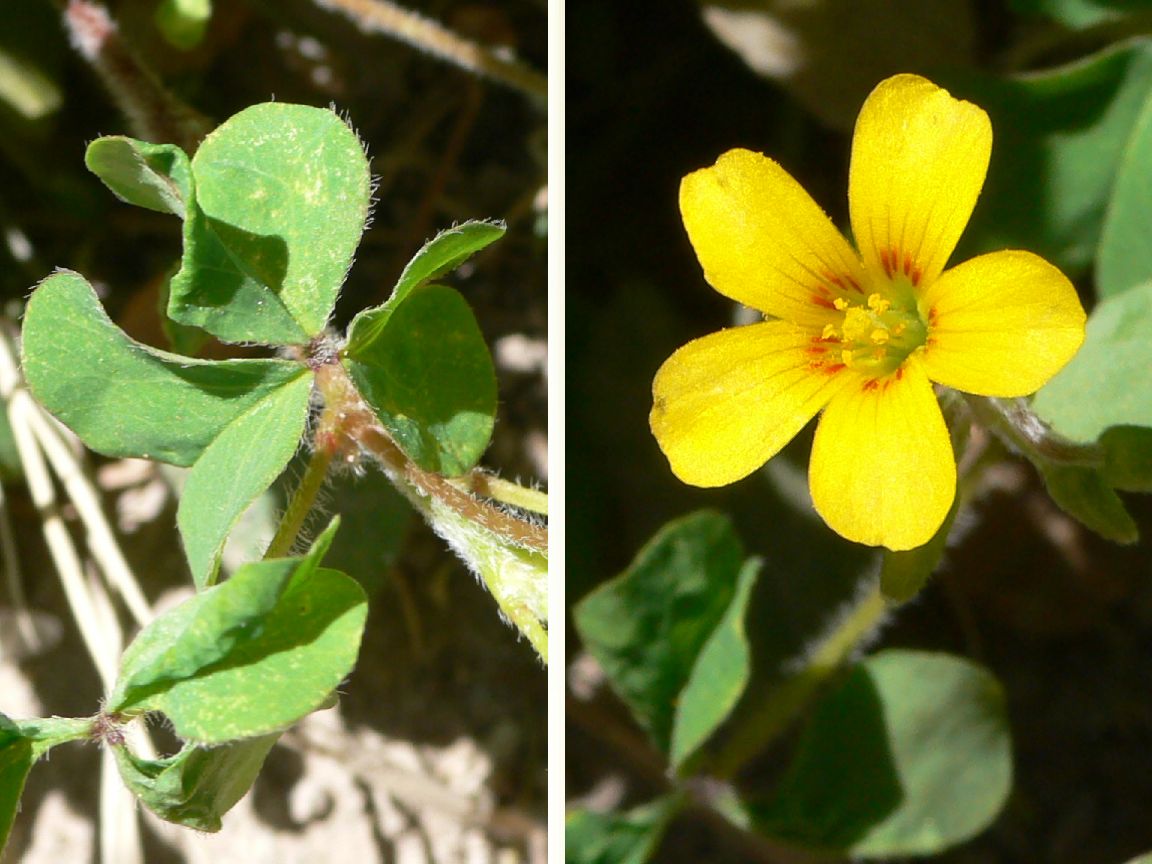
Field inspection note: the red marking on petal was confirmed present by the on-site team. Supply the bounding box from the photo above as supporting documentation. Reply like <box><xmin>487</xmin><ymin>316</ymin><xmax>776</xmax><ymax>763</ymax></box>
<box><xmin>863</xmin><ymin>378</ymin><xmax>880</xmax><ymax>391</ymax></box>
<box><xmin>824</xmin><ymin>363</ymin><xmax>846</xmax><ymax>375</ymax></box>
<box><xmin>895</xmin><ymin>367</ymin><xmax>905</xmax><ymax>381</ymax></box>
<box><xmin>812</xmin><ymin>295</ymin><xmax>836</xmax><ymax>309</ymax></box>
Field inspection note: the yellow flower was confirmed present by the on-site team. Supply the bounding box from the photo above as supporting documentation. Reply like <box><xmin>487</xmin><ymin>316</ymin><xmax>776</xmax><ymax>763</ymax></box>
<box><xmin>650</xmin><ymin>74</ymin><xmax>1086</xmax><ymax>551</ymax></box>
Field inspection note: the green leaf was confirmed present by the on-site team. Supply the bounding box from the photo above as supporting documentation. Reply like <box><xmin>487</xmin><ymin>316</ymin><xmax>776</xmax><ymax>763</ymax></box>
<box><xmin>755</xmin><ymin>650</ymin><xmax>1012</xmax><ymax>857</ymax></box>
<box><xmin>154</xmin><ymin>0</ymin><xmax>212</xmax><ymax>51</ymax></box>
<box><xmin>0</xmin><ymin>714</ymin><xmax>93</xmax><ymax>855</ymax></box>
<box><xmin>169</xmin><ymin>102</ymin><xmax>370</xmax><ymax>344</ymax></box>
<box><xmin>1009</xmin><ymin>0</ymin><xmax>1152</xmax><ymax>27</ymax></box>
<box><xmin>107</xmin><ymin>522</ymin><xmax>368</xmax><ymax>743</ymax></box>
<box><xmin>113</xmin><ymin>734</ymin><xmax>278</xmax><ymax>831</ymax></box>
<box><xmin>879</xmin><ymin>499</ymin><xmax>958</xmax><ymax>603</ymax></box>
<box><xmin>343</xmin><ymin>283</ymin><xmax>496</xmax><ymax>475</ymax></box>
<box><xmin>85</xmin><ymin>136</ymin><xmax>193</xmax><ymax>218</ymax></box>
<box><xmin>1098</xmin><ymin>88</ymin><xmax>1152</xmax><ymax>297</ymax></box>
<box><xmin>1040</xmin><ymin>463</ymin><xmax>1138</xmax><ymax>543</ymax></box>
<box><xmin>1099</xmin><ymin>425</ymin><xmax>1152</xmax><ymax>491</ymax></box>
<box><xmin>21</xmin><ymin>271</ymin><xmax>306</xmax><ymax>467</ymax></box>
<box><xmin>957</xmin><ymin>40</ymin><xmax>1152</xmax><ymax>277</ymax></box>
<box><xmin>373</xmin><ymin>220</ymin><xmax>506</xmax><ymax>322</ymax></box>
<box><xmin>0</xmin><ymin>716</ymin><xmax>33</xmax><ymax>855</ymax></box>
<box><xmin>565</xmin><ymin>797</ymin><xmax>682</xmax><ymax>864</ymax></box>
<box><xmin>669</xmin><ymin>557</ymin><xmax>758</xmax><ymax>772</ymax></box>
<box><xmin>178</xmin><ymin>372</ymin><xmax>313</xmax><ymax>588</ymax></box>
<box><xmin>1033</xmin><ymin>280</ymin><xmax>1152</xmax><ymax>441</ymax></box>
<box><xmin>108</xmin><ymin>522</ymin><xmax>339</xmax><ymax>708</ymax></box>
<box><xmin>0</xmin><ymin>48</ymin><xmax>60</xmax><ymax>122</ymax></box>
<box><xmin>573</xmin><ymin>511</ymin><xmax>747</xmax><ymax>753</ymax></box>
<box><xmin>146</xmin><ymin>566</ymin><xmax>365</xmax><ymax>743</ymax></box>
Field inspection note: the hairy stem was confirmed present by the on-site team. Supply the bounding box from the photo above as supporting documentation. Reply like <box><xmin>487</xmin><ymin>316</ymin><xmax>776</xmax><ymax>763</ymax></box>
<box><xmin>357</xmin><ymin>423</ymin><xmax>547</xmax><ymax>551</ymax></box>
<box><xmin>314</xmin><ymin>0</ymin><xmax>546</xmax><ymax>104</ymax></box>
<box><xmin>60</xmin><ymin>0</ymin><xmax>211</xmax><ymax>150</ymax></box>
<box><xmin>964</xmin><ymin>394</ymin><xmax>1103</xmax><ymax>467</ymax></box>
<box><xmin>310</xmin><ymin>359</ymin><xmax>547</xmax><ymax>658</ymax></box>
<box><xmin>710</xmin><ymin>577</ymin><xmax>889</xmax><ymax>779</ymax></box>
<box><xmin>264</xmin><ymin>448</ymin><xmax>334</xmax><ymax>560</ymax></box>
<box><xmin>313</xmin><ymin>361</ymin><xmax>547</xmax><ymax>551</ymax></box>
<box><xmin>453</xmin><ymin>474</ymin><xmax>549</xmax><ymax>516</ymax></box>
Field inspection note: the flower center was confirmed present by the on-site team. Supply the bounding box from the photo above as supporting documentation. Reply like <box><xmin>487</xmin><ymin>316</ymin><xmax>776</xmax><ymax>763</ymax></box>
<box><xmin>821</xmin><ymin>290</ymin><xmax>927</xmax><ymax>377</ymax></box>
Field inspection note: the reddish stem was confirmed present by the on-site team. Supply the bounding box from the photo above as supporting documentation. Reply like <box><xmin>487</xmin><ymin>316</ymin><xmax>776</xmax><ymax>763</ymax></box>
<box><xmin>312</xmin><ymin>360</ymin><xmax>547</xmax><ymax>553</ymax></box>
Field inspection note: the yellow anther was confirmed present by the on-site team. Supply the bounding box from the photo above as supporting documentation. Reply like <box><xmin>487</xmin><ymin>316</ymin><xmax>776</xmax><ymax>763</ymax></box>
<box><xmin>821</xmin><ymin>283</ymin><xmax>927</xmax><ymax>377</ymax></box>
<box><xmin>841</xmin><ymin>308</ymin><xmax>870</xmax><ymax>341</ymax></box>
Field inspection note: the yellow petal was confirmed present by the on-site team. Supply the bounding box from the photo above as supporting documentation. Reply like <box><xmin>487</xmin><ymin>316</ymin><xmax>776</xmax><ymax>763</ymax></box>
<box><xmin>809</xmin><ymin>359</ymin><xmax>954</xmax><ymax>550</ymax></box>
<box><xmin>919</xmin><ymin>250</ymin><xmax>1086</xmax><ymax>397</ymax></box>
<box><xmin>680</xmin><ymin>148</ymin><xmax>867</xmax><ymax>328</ymax></box>
<box><xmin>651</xmin><ymin>320</ymin><xmax>850</xmax><ymax>487</ymax></box>
<box><xmin>849</xmin><ymin>74</ymin><xmax>992</xmax><ymax>290</ymax></box>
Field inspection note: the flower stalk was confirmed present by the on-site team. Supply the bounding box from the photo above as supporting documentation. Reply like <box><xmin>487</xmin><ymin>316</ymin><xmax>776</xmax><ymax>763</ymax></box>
<box><xmin>310</xmin><ymin>360</ymin><xmax>547</xmax><ymax>658</ymax></box>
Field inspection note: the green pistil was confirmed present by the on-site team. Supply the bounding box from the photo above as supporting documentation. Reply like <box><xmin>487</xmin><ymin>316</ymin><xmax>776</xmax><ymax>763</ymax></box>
<box><xmin>825</xmin><ymin>291</ymin><xmax>927</xmax><ymax>377</ymax></box>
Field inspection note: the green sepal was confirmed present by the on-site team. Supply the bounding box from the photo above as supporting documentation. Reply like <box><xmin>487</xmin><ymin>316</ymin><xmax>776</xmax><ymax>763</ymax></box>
<box><xmin>424</xmin><ymin>493</ymin><xmax>547</xmax><ymax>660</ymax></box>
<box><xmin>1099</xmin><ymin>425</ymin><xmax>1152</xmax><ymax>491</ymax></box>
